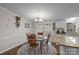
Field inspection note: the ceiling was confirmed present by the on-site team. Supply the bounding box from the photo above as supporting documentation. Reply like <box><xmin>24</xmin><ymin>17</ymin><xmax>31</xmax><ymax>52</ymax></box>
<box><xmin>0</xmin><ymin>3</ymin><xmax>79</xmax><ymax>21</ymax></box>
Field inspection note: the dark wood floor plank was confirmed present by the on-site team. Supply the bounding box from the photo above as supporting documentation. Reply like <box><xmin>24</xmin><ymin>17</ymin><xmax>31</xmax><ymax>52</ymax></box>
<box><xmin>0</xmin><ymin>42</ymin><xmax>27</xmax><ymax>55</ymax></box>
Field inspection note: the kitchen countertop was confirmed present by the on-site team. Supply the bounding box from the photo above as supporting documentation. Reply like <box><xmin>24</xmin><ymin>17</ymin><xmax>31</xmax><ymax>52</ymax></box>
<box><xmin>53</xmin><ymin>34</ymin><xmax>79</xmax><ymax>48</ymax></box>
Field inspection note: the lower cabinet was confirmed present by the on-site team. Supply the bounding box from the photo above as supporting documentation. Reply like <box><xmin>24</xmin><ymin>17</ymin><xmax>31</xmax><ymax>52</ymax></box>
<box><xmin>60</xmin><ymin>46</ymin><xmax>79</xmax><ymax>55</ymax></box>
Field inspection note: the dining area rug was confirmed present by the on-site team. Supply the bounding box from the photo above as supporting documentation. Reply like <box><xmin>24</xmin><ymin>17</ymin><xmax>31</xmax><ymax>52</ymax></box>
<box><xmin>17</xmin><ymin>42</ymin><xmax>57</xmax><ymax>55</ymax></box>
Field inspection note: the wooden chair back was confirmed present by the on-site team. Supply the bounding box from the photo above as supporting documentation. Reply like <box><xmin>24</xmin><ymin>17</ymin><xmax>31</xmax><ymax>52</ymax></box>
<box><xmin>46</xmin><ymin>33</ymin><xmax>51</xmax><ymax>44</ymax></box>
<box><xmin>27</xmin><ymin>33</ymin><xmax>37</xmax><ymax>47</ymax></box>
<box><xmin>38</xmin><ymin>32</ymin><xmax>43</xmax><ymax>35</ymax></box>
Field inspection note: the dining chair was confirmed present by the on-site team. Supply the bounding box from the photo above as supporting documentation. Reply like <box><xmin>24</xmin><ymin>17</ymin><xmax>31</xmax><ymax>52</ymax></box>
<box><xmin>26</xmin><ymin>33</ymin><xmax>39</xmax><ymax>54</ymax></box>
<box><xmin>37</xmin><ymin>32</ymin><xmax>44</xmax><ymax>41</ymax></box>
<box><xmin>43</xmin><ymin>33</ymin><xmax>51</xmax><ymax>53</ymax></box>
<box><xmin>38</xmin><ymin>32</ymin><xmax>43</xmax><ymax>35</ymax></box>
<box><xmin>37</xmin><ymin>32</ymin><xmax>43</xmax><ymax>37</ymax></box>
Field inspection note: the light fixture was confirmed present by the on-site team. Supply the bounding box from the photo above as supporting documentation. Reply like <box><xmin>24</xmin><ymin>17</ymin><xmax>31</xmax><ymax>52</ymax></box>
<box><xmin>35</xmin><ymin>16</ymin><xmax>43</xmax><ymax>23</ymax></box>
<box><xmin>66</xmin><ymin>17</ymin><xmax>78</xmax><ymax>23</ymax></box>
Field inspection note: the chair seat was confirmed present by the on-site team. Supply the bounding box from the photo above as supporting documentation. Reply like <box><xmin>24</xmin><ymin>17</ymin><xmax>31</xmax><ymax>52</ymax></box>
<box><xmin>43</xmin><ymin>42</ymin><xmax>51</xmax><ymax>45</ymax></box>
<box><xmin>29</xmin><ymin>43</ymin><xmax>39</xmax><ymax>47</ymax></box>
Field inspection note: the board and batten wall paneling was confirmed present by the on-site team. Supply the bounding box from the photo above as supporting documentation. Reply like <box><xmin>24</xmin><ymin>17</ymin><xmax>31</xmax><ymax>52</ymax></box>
<box><xmin>0</xmin><ymin>7</ymin><xmax>31</xmax><ymax>54</ymax></box>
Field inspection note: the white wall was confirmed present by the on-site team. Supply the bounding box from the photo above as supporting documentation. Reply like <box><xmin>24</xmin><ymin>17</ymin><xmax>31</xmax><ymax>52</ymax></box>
<box><xmin>0</xmin><ymin>7</ymin><xmax>31</xmax><ymax>54</ymax></box>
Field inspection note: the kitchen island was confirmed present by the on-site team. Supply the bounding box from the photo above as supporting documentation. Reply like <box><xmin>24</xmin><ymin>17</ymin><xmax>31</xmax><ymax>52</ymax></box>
<box><xmin>52</xmin><ymin>34</ymin><xmax>79</xmax><ymax>55</ymax></box>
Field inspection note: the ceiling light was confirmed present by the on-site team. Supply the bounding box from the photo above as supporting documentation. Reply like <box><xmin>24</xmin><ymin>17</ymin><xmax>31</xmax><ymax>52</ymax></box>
<box><xmin>35</xmin><ymin>16</ymin><xmax>43</xmax><ymax>23</ymax></box>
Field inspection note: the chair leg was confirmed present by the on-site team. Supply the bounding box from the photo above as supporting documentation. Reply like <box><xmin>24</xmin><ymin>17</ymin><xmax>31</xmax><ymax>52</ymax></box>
<box><xmin>46</xmin><ymin>44</ymin><xmax>49</xmax><ymax>53</ymax></box>
<box><xmin>34</xmin><ymin>47</ymin><xmax>36</xmax><ymax>54</ymax></box>
<box><xmin>38</xmin><ymin>45</ymin><xmax>40</xmax><ymax>53</ymax></box>
<box><xmin>42</xmin><ymin>45</ymin><xmax>46</xmax><ymax>54</ymax></box>
<box><xmin>28</xmin><ymin>46</ymin><xmax>31</xmax><ymax>54</ymax></box>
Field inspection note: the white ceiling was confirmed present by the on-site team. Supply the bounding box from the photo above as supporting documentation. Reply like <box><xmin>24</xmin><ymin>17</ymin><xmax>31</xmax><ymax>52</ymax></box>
<box><xmin>0</xmin><ymin>3</ymin><xmax>79</xmax><ymax>21</ymax></box>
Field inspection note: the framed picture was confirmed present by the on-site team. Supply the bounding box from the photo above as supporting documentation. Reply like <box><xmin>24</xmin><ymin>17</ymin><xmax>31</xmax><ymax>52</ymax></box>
<box><xmin>25</xmin><ymin>23</ymin><xmax>29</xmax><ymax>28</ymax></box>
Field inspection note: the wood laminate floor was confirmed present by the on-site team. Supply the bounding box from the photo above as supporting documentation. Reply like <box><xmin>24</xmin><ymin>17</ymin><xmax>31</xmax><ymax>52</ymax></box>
<box><xmin>0</xmin><ymin>43</ymin><xmax>26</xmax><ymax>55</ymax></box>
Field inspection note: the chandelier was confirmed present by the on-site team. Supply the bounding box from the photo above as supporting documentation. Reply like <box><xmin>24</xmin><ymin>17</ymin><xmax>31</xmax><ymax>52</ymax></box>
<box><xmin>35</xmin><ymin>16</ymin><xmax>43</xmax><ymax>23</ymax></box>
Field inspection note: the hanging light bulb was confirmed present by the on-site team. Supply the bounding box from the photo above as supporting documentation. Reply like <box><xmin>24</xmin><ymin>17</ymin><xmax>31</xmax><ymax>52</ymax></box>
<box><xmin>35</xmin><ymin>18</ymin><xmax>38</xmax><ymax>22</ymax></box>
<box><xmin>39</xmin><ymin>18</ymin><xmax>43</xmax><ymax>22</ymax></box>
<box><xmin>35</xmin><ymin>16</ymin><xmax>38</xmax><ymax>22</ymax></box>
